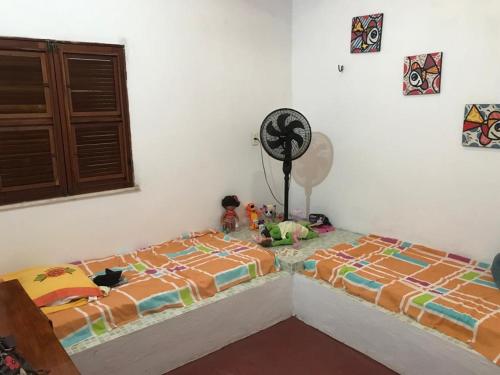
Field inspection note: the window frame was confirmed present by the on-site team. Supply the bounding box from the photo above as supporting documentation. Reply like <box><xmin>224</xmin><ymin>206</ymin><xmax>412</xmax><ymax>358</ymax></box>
<box><xmin>0</xmin><ymin>37</ymin><xmax>134</xmax><ymax>206</ymax></box>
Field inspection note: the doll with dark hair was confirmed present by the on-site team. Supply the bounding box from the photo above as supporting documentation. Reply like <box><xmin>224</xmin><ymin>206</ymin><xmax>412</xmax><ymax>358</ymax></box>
<box><xmin>221</xmin><ymin>195</ymin><xmax>240</xmax><ymax>233</ymax></box>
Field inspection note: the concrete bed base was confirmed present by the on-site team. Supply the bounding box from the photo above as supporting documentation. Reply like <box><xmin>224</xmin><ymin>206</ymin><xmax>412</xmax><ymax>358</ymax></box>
<box><xmin>293</xmin><ymin>274</ymin><xmax>498</xmax><ymax>375</ymax></box>
<box><xmin>71</xmin><ymin>274</ymin><xmax>292</xmax><ymax>375</ymax></box>
<box><xmin>72</xmin><ymin>273</ymin><xmax>498</xmax><ymax>375</ymax></box>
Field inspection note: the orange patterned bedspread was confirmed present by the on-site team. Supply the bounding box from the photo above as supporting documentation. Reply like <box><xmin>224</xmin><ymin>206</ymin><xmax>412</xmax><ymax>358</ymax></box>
<box><xmin>49</xmin><ymin>230</ymin><xmax>276</xmax><ymax>348</ymax></box>
<box><xmin>303</xmin><ymin>234</ymin><xmax>500</xmax><ymax>365</ymax></box>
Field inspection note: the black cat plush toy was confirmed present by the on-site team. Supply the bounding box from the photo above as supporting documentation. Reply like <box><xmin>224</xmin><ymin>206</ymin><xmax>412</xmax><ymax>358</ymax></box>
<box><xmin>92</xmin><ymin>268</ymin><xmax>123</xmax><ymax>288</ymax></box>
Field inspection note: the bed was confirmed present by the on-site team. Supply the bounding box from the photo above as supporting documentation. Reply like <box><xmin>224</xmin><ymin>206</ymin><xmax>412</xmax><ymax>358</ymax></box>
<box><xmin>47</xmin><ymin>230</ymin><xmax>277</xmax><ymax>350</ymax></box>
<box><xmin>302</xmin><ymin>234</ymin><xmax>500</xmax><ymax>366</ymax></box>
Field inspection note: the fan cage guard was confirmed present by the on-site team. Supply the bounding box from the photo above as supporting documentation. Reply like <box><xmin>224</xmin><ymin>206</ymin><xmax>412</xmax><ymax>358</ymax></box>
<box><xmin>260</xmin><ymin>108</ymin><xmax>312</xmax><ymax>162</ymax></box>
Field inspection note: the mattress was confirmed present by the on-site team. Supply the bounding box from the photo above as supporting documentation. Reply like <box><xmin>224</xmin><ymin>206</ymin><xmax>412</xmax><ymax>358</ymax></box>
<box><xmin>303</xmin><ymin>234</ymin><xmax>500</xmax><ymax>365</ymax></box>
<box><xmin>47</xmin><ymin>230</ymin><xmax>276</xmax><ymax>349</ymax></box>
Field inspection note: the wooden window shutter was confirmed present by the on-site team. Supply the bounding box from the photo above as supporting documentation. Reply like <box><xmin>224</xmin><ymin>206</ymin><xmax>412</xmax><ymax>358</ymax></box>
<box><xmin>53</xmin><ymin>43</ymin><xmax>133</xmax><ymax>194</ymax></box>
<box><xmin>0</xmin><ymin>39</ymin><xmax>67</xmax><ymax>205</ymax></box>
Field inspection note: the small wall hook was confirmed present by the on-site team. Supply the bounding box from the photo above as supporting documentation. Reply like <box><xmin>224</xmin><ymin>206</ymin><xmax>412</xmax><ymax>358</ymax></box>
<box><xmin>338</xmin><ymin>65</ymin><xmax>344</xmax><ymax>72</ymax></box>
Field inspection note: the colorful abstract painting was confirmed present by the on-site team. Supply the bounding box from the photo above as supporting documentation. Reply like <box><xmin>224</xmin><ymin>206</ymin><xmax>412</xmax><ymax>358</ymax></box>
<box><xmin>403</xmin><ymin>52</ymin><xmax>442</xmax><ymax>95</ymax></box>
<box><xmin>350</xmin><ymin>13</ymin><xmax>383</xmax><ymax>53</ymax></box>
<box><xmin>463</xmin><ymin>104</ymin><xmax>500</xmax><ymax>148</ymax></box>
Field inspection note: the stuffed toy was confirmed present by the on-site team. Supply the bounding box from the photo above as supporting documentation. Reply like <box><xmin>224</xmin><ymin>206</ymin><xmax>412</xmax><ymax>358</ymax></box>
<box><xmin>221</xmin><ymin>195</ymin><xmax>240</xmax><ymax>233</ymax></box>
<box><xmin>309</xmin><ymin>213</ymin><xmax>331</xmax><ymax>227</ymax></box>
<box><xmin>93</xmin><ymin>268</ymin><xmax>123</xmax><ymax>288</ymax></box>
<box><xmin>256</xmin><ymin>221</ymin><xmax>317</xmax><ymax>247</ymax></box>
<box><xmin>245</xmin><ymin>203</ymin><xmax>261</xmax><ymax>230</ymax></box>
<box><xmin>262</xmin><ymin>204</ymin><xmax>277</xmax><ymax>222</ymax></box>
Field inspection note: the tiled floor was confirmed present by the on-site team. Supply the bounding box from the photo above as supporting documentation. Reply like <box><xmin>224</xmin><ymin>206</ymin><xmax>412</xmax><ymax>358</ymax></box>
<box><xmin>166</xmin><ymin>317</ymin><xmax>398</xmax><ymax>375</ymax></box>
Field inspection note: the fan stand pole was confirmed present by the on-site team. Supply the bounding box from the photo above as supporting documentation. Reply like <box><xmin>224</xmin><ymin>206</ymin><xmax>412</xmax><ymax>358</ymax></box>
<box><xmin>283</xmin><ymin>159</ymin><xmax>292</xmax><ymax>221</ymax></box>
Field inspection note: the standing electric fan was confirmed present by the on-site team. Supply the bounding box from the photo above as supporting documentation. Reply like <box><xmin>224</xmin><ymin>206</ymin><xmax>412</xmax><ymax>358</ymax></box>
<box><xmin>260</xmin><ymin>108</ymin><xmax>312</xmax><ymax>220</ymax></box>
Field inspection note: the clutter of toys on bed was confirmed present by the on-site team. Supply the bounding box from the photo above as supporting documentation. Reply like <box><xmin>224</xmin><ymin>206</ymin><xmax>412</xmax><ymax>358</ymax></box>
<box><xmin>220</xmin><ymin>195</ymin><xmax>334</xmax><ymax>248</ymax></box>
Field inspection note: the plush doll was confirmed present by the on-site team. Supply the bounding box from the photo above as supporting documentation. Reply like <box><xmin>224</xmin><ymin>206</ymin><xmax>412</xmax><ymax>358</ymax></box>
<box><xmin>221</xmin><ymin>195</ymin><xmax>240</xmax><ymax>233</ymax></box>
<box><xmin>262</xmin><ymin>204</ymin><xmax>277</xmax><ymax>222</ymax></box>
<box><xmin>92</xmin><ymin>269</ymin><xmax>123</xmax><ymax>288</ymax></box>
<box><xmin>256</xmin><ymin>221</ymin><xmax>317</xmax><ymax>247</ymax></box>
<box><xmin>245</xmin><ymin>203</ymin><xmax>261</xmax><ymax>230</ymax></box>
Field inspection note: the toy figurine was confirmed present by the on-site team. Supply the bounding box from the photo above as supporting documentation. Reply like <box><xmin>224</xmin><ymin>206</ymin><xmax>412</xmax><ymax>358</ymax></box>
<box><xmin>262</xmin><ymin>204</ymin><xmax>277</xmax><ymax>222</ymax></box>
<box><xmin>309</xmin><ymin>213</ymin><xmax>335</xmax><ymax>234</ymax></box>
<box><xmin>245</xmin><ymin>203</ymin><xmax>261</xmax><ymax>230</ymax></box>
<box><xmin>221</xmin><ymin>195</ymin><xmax>240</xmax><ymax>233</ymax></box>
<box><xmin>255</xmin><ymin>221</ymin><xmax>318</xmax><ymax>247</ymax></box>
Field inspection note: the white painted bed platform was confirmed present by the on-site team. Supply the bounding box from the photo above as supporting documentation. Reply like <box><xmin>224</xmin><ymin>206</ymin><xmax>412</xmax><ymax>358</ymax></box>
<box><xmin>293</xmin><ymin>274</ymin><xmax>499</xmax><ymax>375</ymax></box>
<box><xmin>71</xmin><ymin>273</ymin><xmax>292</xmax><ymax>375</ymax></box>
<box><xmin>71</xmin><ymin>272</ymin><xmax>499</xmax><ymax>375</ymax></box>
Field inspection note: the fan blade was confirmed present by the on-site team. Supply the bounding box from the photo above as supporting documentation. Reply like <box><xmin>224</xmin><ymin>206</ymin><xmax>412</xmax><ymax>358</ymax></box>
<box><xmin>290</xmin><ymin>132</ymin><xmax>304</xmax><ymax>148</ymax></box>
<box><xmin>286</xmin><ymin>120</ymin><xmax>305</xmax><ymax>133</ymax></box>
<box><xmin>267</xmin><ymin>138</ymin><xmax>284</xmax><ymax>149</ymax></box>
<box><xmin>265</xmin><ymin>121</ymin><xmax>282</xmax><ymax>137</ymax></box>
<box><xmin>277</xmin><ymin>113</ymin><xmax>290</xmax><ymax>133</ymax></box>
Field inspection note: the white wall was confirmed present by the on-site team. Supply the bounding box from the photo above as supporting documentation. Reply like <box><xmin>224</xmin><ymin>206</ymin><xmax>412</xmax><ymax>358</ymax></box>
<box><xmin>0</xmin><ymin>0</ymin><xmax>291</xmax><ymax>273</ymax></box>
<box><xmin>291</xmin><ymin>0</ymin><xmax>500</xmax><ymax>261</ymax></box>
<box><xmin>2</xmin><ymin>0</ymin><xmax>498</xmax><ymax>272</ymax></box>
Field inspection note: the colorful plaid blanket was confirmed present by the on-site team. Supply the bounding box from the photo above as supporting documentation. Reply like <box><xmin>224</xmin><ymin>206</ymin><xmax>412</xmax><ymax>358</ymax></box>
<box><xmin>303</xmin><ymin>234</ymin><xmax>500</xmax><ymax>365</ymax></box>
<box><xmin>48</xmin><ymin>230</ymin><xmax>276</xmax><ymax>349</ymax></box>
